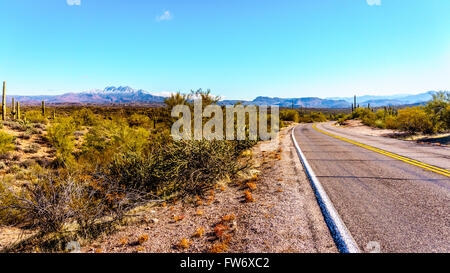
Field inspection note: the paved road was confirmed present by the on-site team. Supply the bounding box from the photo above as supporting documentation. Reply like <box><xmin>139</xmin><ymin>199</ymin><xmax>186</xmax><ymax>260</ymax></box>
<box><xmin>293</xmin><ymin>123</ymin><xmax>450</xmax><ymax>253</ymax></box>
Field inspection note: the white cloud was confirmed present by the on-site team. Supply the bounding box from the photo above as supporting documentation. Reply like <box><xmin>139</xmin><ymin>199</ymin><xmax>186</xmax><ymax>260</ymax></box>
<box><xmin>67</xmin><ymin>0</ymin><xmax>81</xmax><ymax>6</ymax></box>
<box><xmin>367</xmin><ymin>0</ymin><xmax>381</xmax><ymax>6</ymax></box>
<box><xmin>156</xmin><ymin>10</ymin><xmax>173</xmax><ymax>22</ymax></box>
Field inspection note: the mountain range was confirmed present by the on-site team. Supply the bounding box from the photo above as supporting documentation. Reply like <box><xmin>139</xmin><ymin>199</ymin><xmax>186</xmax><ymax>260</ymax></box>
<box><xmin>6</xmin><ymin>86</ymin><xmax>444</xmax><ymax>108</ymax></box>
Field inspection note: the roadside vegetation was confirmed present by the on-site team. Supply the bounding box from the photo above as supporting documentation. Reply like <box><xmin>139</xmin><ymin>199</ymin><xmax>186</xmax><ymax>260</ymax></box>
<box><xmin>0</xmin><ymin>90</ymin><xmax>258</xmax><ymax>252</ymax></box>
<box><xmin>336</xmin><ymin>91</ymin><xmax>450</xmax><ymax>135</ymax></box>
<box><xmin>279</xmin><ymin>109</ymin><xmax>327</xmax><ymax>127</ymax></box>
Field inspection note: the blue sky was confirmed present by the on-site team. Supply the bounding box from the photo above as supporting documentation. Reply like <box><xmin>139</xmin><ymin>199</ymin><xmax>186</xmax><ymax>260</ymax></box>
<box><xmin>1</xmin><ymin>0</ymin><xmax>450</xmax><ymax>99</ymax></box>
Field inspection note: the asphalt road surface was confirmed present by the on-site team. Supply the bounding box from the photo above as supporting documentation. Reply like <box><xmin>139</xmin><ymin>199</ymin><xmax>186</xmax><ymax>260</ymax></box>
<box><xmin>293</xmin><ymin>123</ymin><xmax>450</xmax><ymax>253</ymax></box>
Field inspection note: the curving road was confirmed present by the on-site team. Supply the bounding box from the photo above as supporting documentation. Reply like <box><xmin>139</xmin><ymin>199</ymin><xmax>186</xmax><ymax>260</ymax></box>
<box><xmin>293</xmin><ymin>123</ymin><xmax>450</xmax><ymax>253</ymax></box>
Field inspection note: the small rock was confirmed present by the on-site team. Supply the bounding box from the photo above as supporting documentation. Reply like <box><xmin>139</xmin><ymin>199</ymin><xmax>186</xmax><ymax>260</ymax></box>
<box><xmin>151</xmin><ymin>218</ymin><xmax>159</xmax><ymax>224</ymax></box>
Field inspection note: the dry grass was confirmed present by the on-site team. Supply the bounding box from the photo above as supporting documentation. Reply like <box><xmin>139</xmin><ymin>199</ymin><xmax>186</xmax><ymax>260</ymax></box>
<box><xmin>245</xmin><ymin>182</ymin><xmax>257</xmax><ymax>190</ymax></box>
<box><xmin>244</xmin><ymin>190</ymin><xmax>255</xmax><ymax>203</ymax></box>
<box><xmin>221</xmin><ymin>214</ymin><xmax>236</xmax><ymax>222</ymax></box>
<box><xmin>192</xmin><ymin>227</ymin><xmax>205</xmax><ymax>238</ymax></box>
<box><xmin>137</xmin><ymin>234</ymin><xmax>148</xmax><ymax>245</ymax></box>
<box><xmin>176</xmin><ymin>238</ymin><xmax>191</xmax><ymax>249</ymax></box>
<box><xmin>173</xmin><ymin>215</ymin><xmax>185</xmax><ymax>222</ymax></box>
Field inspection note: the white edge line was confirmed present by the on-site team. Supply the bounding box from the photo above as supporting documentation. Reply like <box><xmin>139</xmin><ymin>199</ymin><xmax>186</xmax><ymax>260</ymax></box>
<box><xmin>291</xmin><ymin>125</ymin><xmax>361</xmax><ymax>253</ymax></box>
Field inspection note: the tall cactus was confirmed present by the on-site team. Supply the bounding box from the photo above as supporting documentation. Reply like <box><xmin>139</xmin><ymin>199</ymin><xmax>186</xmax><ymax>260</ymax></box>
<box><xmin>41</xmin><ymin>100</ymin><xmax>45</xmax><ymax>117</ymax></box>
<box><xmin>11</xmin><ymin>97</ymin><xmax>16</xmax><ymax>119</ymax></box>
<box><xmin>354</xmin><ymin>95</ymin><xmax>357</xmax><ymax>110</ymax></box>
<box><xmin>16</xmin><ymin>101</ymin><xmax>21</xmax><ymax>120</ymax></box>
<box><xmin>2</xmin><ymin>81</ymin><xmax>5</xmax><ymax>121</ymax></box>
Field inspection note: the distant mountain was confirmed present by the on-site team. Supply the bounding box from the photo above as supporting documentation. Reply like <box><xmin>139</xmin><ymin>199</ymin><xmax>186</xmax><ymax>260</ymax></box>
<box><xmin>6</xmin><ymin>86</ymin><xmax>166</xmax><ymax>105</ymax></box>
<box><xmin>6</xmin><ymin>87</ymin><xmax>444</xmax><ymax>108</ymax></box>
<box><xmin>326</xmin><ymin>91</ymin><xmax>441</xmax><ymax>107</ymax></box>
<box><xmin>219</xmin><ymin>96</ymin><xmax>350</xmax><ymax>108</ymax></box>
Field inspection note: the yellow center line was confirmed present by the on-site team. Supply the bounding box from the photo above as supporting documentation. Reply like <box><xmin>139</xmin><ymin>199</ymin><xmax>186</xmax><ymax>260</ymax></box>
<box><xmin>312</xmin><ymin>124</ymin><xmax>450</xmax><ymax>178</ymax></box>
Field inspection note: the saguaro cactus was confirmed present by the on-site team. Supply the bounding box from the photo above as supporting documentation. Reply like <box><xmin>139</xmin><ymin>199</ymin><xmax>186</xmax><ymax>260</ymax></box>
<box><xmin>2</xmin><ymin>81</ymin><xmax>6</xmax><ymax>121</ymax></box>
<box><xmin>11</xmin><ymin>97</ymin><xmax>16</xmax><ymax>119</ymax></box>
<box><xmin>53</xmin><ymin>109</ymin><xmax>56</xmax><ymax>120</ymax></box>
<box><xmin>354</xmin><ymin>95</ymin><xmax>357</xmax><ymax>110</ymax></box>
<box><xmin>16</xmin><ymin>101</ymin><xmax>21</xmax><ymax>120</ymax></box>
<box><xmin>41</xmin><ymin>100</ymin><xmax>46</xmax><ymax>116</ymax></box>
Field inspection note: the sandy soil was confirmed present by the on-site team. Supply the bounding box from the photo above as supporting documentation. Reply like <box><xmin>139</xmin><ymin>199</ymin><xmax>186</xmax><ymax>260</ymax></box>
<box><xmin>77</xmin><ymin>126</ymin><xmax>337</xmax><ymax>253</ymax></box>
<box><xmin>334</xmin><ymin>120</ymin><xmax>396</xmax><ymax>137</ymax></box>
<box><xmin>335</xmin><ymin>120</ymin><xmax>450</xmax><ymax>147</ymax></box>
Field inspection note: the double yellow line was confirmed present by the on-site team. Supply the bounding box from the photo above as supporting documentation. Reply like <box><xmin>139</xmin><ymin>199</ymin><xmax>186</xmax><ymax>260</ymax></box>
<box><xmin>312</xmin><ymin>124</ymin><xmax>450</xmax><ymax>178</ymax></box>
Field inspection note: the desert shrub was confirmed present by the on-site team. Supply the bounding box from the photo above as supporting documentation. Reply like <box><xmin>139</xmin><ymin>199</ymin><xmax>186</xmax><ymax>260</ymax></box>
<box><xmin>425</xmin><ymin>91</ymin><xmax>450</xmax><ymax>132</ymax></box>
<box><xmin>0</xmin><ymin>177</ymin><xmax>25</xmax><ymax>225</ymax></box>
<box><xmin>280</xmin><ymin>110</ymin><xmax>299</xmax><ymax>123</ymax></box>
<box><xmin>384</xmin><ymin>116</ymin><xmax>398</xmax><ymax>129</ymax></box>
<box><xmin>396</xmin><ymin>107</ymin><xmax>434</xmax><ymax>134</ymax></box>
<box><xmin>31</xmin><ymin>128</ymin><xmax>43</xmax><ymax>135</ymax></box>
<box><xmin>336</xmin><ymin>114</ymin><xmax>351</xmax><ymax>125</ymax></box>
<box><xmin>298</xmin><ymin>112</ymin><xmax>327</xmax><ymax>123</ymax></box>
<box><xmin>18</xmin><ymin>131</ymin><xmax>32</xmax><ymax>140</ymax></box>
<box><xmin>72</xmin><ymin>108</ymin><xmax>100</xmax><ymax>127</ymax></box>
<box><xmin>0</xmin><ymin>170</ymin><xmax>153</xmax><ymax>235</ymax></box>
<box><xmin>24</xmin><ymin>143</ymin><xmax>40</xmax><ymax>154</ymax></box>
<box><xmin>33</xmin><ymin>123</ymin><xmax>46</xmax><ymax>130</ymax></box>
<box><xmin>351</xmin><ymin>108</ymin><xmax>374</xmax><ymax>120</ymax></box>
<box><xmin>445</xmin><ymin>105</ymin><xmax>450</xmax><ymax>130</ymax></box>
<box><xmin>374</xmin><ymin>119</ymin><xmax>385</xmax><ymax>129</ymax></box>
<box><xmin>47</xmin><ymin>117</ymin><xmax>76</xmax><ymax>165</ymax></box>
<box><xmin>309</xmin><ymin>112</ymin><xmax>327</xmax><ymax>122</ymax></box>
<box><xmin>24</xmin><ymin>110</ymin><xmax>47</xmax><ymax>124</ymax></box>
<box><xmin>361</xmin><ymin>111</ymin><xmax>377</xmax><ymax>127</ymax></box>
<box><xmin>82</xmin><ymin>120</ymin><xmax>150</xmax><ymax>156</ymax></box>
<box><xmin>128</xmin><ymin>113</ymin><xmax>151</xmax><ymax>127</ymax></box>
<box><xmin>0</xmin><ymin>130</ymin><xmax>15</xmax><ymax>154</ymax></box>
<box><xmin>8</xmin><ymin>120</ymin><xmax>31</xmax><ymax>132</ymax></box>
<box><xmin>109</xmin><ymin>139</ymin><xmax>249</xmax><ymax>197</ymax></box>
<box><xmin>20</xmin><ymin>159</ymin><xmax>36</xmax><ymax>169</ymax></box>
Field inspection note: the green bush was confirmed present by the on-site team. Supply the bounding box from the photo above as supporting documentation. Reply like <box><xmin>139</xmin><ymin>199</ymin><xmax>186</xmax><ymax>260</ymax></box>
<box><xmin>0</xmin><ymin>177</ymin><xmax>24</xmax><ymax>225</ymax></box>
<box><xmin>361</xmin><ymin>111</ymin><xmax>377</xmax><ymax>127</ymax></box>
<box><xmin>374</xmin><ymin>119</ymin><xmax>385</xmax><ymax>129</ymax></box>
<box><xmin>309</xmin><ymin>112</ymin><xmax>327</xmax><ymax>122</ymax></box>
<box><xmin>396</xmin><ymin>107</ymin><xmax>434</xmax><ymax>134</ymax></box>
<box><xmin>384</xmin><ymin>116</ymin><xmax>398</xmax><ymax>129</ymax></box>
<box><xmin>24</xmin><ymin>110</ymin><xmax>47</xmax><ymax>124</ymax></box>
<box><xmin>82</xmin><ymin>120</ymin><xmax>150</xmax><ymax>155</ymax></box>
<box><xmin>72</xmin><ymin>108</ymin><xmax>100</xmax><ymax>127</ymax></box>
<box><xmin>128</xmin><ymin>113</ymin><xmax>151</xmax><ymax>127</ymax></box>
<box><xmin>0</xmin><ymin>130</ymin><xmax>15</xmax><ymax>154</ymax></box>
<box><xmin>425</xmin><ymin>91</ymin><xmax>450</xmax><ymax>132</ymax></box>
<box><xmin>280</xmin><ymin>110</ymin><xmax>299</xmax><ymax>122</ymax></box>
<box><xmin>109</xmin><ymin>139</ymin><xmax>249</xmax><ymax>197</ymax></box>
<box><xmin>47</xmin><ymin>117</ymin><xmax>76</xmax><ymax>165</ymax></box>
